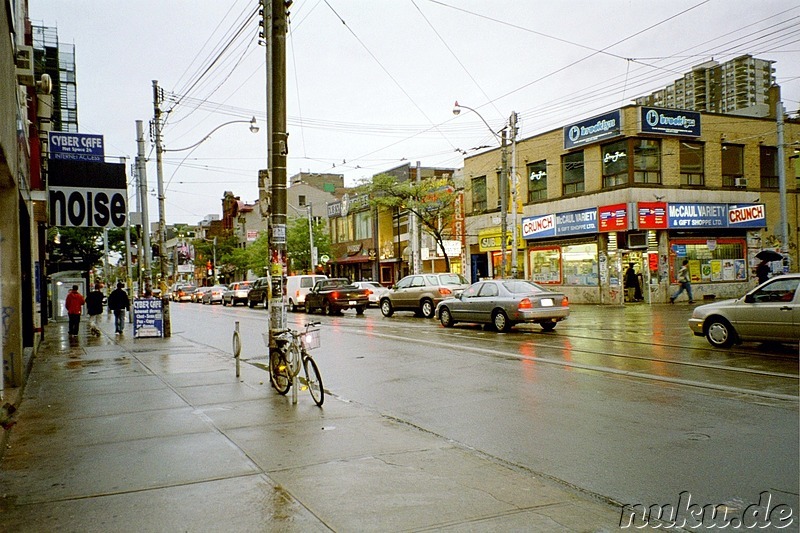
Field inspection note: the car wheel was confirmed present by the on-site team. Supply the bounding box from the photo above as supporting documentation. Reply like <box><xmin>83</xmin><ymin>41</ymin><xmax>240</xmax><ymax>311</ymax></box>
<box><xmin>540</xmin><ymin>321</ymin><xmax>557</xmax><ymax>332</ymax></box>
<box><xmin>380</xmin><ymin>299</ymin><xmax>394</xmax><ymax>317</ymax></box>
<box><xmin>222</xmin><ymin>299</ymin><xmax>227</xmax><ymax>306</ymax></box>
<box><xmin>439</xmin><ymin>307</ymin><xmax>454</xmax><ymax>327</ymax></box>
<box><xmin>355</xmin><ymin>305</ymin><xmax>365</xmax><ymax>315</ymax></box>
<box><xmin>420</xmin><ymin>299</ymin><xmax>435</xmax><ymax>319</ymax></box>
<box><xmin>248</xmin><ymin>299</ymin><xmax>255</xmax><ymax>308</ymax></box>
<box><xmin>493</xmin><ymin>310</ymin><xmax>511</xmax><ymax>332</ymax></box>
<box><xmin>705</xmin><ymin>317</ymin><xmax>736</xmax><ymax>348</ymax></box>
<box><xmin>289</xmin><ymin>299</ymin><xmax>297</xmax><ymax>312</ymax></box>
<box><xmin>263</xmin><ymin>296</ymin><xmax>268</xmax><ymax>309</ymax></box>
<box><xmin>322</xmin><ymin>300</ymin><xmax>330</xmax><ymax>315</ymax></box>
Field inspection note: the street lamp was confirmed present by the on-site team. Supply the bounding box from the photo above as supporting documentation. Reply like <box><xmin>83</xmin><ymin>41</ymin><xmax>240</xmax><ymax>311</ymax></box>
<box><xmin>453</xmin><ymin>101</ymin><xmax>516</xmax><ymax>278</ymax></box>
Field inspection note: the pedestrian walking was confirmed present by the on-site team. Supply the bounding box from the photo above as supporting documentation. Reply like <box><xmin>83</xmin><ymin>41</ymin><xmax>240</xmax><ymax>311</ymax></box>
<box><xmin>670</xmin><ymin>259</ymin><xmax>694</xmax><ymax>304</ymax></box>
<box><xmin>755</xmin><ymin>259</ymin><xmax>770</xmax><ymax>285</ymax></box>
<box><xmin>624</xmin><ymin>263</ymin><xmax>643</xmax><ymax>302</ymax></box>
<box><xmin>107</xmin><ymin>282</ymin><xmax>130</xmax><ymax>334</ymax></box>
<box><xmin>85</xmin><ymin>282</ymin><xmax>104</xmax><ymax>336</ymax></box>
<box><xmin>64</xmin><ymin>285</ymin><xmax>85</xmax><ymax>336</ymax></box>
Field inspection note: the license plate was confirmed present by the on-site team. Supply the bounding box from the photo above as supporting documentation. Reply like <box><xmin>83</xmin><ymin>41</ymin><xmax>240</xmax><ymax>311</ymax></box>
<box><xmin>349</xmin><ymin>300</ymin><xmax>357</xmax><ymax>306</ymax></box>
<box><xmin>541</xmin><ymin>298</ymin><xmax>553</xmax><ymax>307</ymax></box>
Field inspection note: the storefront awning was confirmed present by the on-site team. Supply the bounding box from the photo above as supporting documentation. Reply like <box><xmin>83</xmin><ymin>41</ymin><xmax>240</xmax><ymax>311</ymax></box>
<box><xmin>331</xmin><ymin>254</ymin><xmax>371</xmax><ymax>264</ymax></box>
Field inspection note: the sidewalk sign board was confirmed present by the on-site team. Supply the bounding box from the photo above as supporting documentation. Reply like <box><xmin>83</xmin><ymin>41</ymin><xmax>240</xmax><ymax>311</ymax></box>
<box><xmin>133</xmin><ymin>297</ymin><xmax>163</xmax><ymax>338</ymax></box>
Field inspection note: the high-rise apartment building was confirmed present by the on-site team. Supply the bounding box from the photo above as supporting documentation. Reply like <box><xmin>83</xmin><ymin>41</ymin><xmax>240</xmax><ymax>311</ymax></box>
<box><xmin>635</xmin><ymin>54</ymin><xmax>776</xmax><ymax>118</ymax></box>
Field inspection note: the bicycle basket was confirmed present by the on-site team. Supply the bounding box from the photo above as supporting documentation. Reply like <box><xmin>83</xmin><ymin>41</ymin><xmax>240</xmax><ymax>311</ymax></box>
<box><xmin>302</xmin><ymin>329</ymin><xmax>321</xmax><ymax>350</ymax></box>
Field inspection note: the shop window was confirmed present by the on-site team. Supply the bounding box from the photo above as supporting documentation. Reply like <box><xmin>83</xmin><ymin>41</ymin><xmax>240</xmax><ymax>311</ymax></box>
<box><xmin>562</xmin><ymin>152</ymin><xmax>584</xmax><ymax>195</ymax></box>
<box><xmin>602</xmin><ymin>140</ymin><xmax>628</xmax><ymax>188</ymax></box>
<box><xmin>760</xmin><ymin>146</ymin><xmax>778</xmax><ymax>189</ymax></box>
<box><xmin>354</xmin><ymin>210</ymin><xmax>372</xmax><ymax>240</ymax></box>
<box><xmin>471</xmin><ymin>175</ymin><xmax>487</xmax><ymax>212</ymax></box>
<box><xmin>529</xmin><ymin>247</ymin><xmax>561</xmax><ymax>284</ymax></box>
<box><xmin>669</xmin><ymin>238</ymin><xmax>747</xmax><ymax>283</ymax></box>
<box><xmin>562</xmin><ymin>243</ymin><xmax>599</xmax><ymax>285</ymax></box>
<box><xmin>633</xmin><ymin>139</ymin><xmax>661</xmax><ymax>184</ymax></box>
<box><xmin>721</xmin><ymin>144</ymin><xmax>744</xmax><ymax>187</ymax></box>
<box><xmin>527</xmin><ymin>160</ymin><xmax>547</xmax><ymax>202</ymax></box>
<box><xmin>680</xmin><ymin>142</ymin><xmax>704</xmax><ymax>185</ymax></box>
<box><xmin>335</xmin><ymin>216</ymin><xmax>352</xmax><ymax>243</ymax></box>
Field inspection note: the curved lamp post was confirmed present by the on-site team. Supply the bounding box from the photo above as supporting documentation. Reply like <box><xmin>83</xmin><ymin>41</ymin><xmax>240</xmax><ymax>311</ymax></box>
<box><xmin>453</xmin><ymin>101</ymin><xmax>516</xmax><ymax>278</ymax></box>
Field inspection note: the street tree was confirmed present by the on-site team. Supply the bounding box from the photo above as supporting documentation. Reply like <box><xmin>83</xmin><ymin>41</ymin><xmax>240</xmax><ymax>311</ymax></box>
<box><xmin>286</xmin><ymin>215</ymin><xmax>330</xmax><ymax>274</ymax></box>
<box><xmin>358</xmin><ymin>173</ymin><xmax>459</xmax><ymax>271</ymax></box>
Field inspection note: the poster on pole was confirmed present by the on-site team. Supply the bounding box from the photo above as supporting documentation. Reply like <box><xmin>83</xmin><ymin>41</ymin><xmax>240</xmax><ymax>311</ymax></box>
<box><xmin>133</xmin><ymin>297</ymin><xmax>163</xmax><ymax>338</ymax></box>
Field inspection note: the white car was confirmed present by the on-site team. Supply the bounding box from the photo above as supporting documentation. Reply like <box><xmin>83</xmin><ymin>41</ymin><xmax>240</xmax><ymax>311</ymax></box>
<box><xmin>353</xmin><ymin>281</ymin><xmax>390</xmax><ymax>307</ymax></box>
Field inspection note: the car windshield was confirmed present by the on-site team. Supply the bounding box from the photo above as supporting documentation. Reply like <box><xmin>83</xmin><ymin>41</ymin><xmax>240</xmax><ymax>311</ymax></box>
<box><xmin>503</xmin><ymin>280</ymin><xmax>547</xmax><ymax>294</ymax></box>
<box><xmin>183</xmin><ymin>285</ymin><xmax>196</xmax><ymax>292</ymax></box>
<box><xmin>439</xmin><ymin>273</ymin><xmax>468</xmax><ymax>285</ymax></box>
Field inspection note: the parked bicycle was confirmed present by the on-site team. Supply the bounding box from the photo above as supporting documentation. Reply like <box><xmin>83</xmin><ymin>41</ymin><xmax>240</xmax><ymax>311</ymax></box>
<box><xmin>270</xmin><ymin>321</ymin><xmax>324</xmax><ymax>406</ymax></box>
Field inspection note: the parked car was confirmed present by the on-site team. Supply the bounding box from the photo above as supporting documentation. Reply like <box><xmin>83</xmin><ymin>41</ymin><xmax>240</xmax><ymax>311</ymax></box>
<box><xmin>688</xmin><ymin>274</ymin><xmax>799</xmax><ymax>348</ymax></box>
<box><xmin>436</xmin><ymin>279</ymin><xmax>570</xmax><ymax>332</ymax></box>
<box><xmin>286</xmin><ymin>274</ymin><xmax>327</xmax><ymax>311</ymax></box>
<box><xmin>305</xmin><ymin>278</ymin><xmax>370</xmax><ymax>315</ymax></box>
<box><xmin>173</xmin><ymin>284</ymin><xmax>195</xmax><ymax>302</ymax></box>
<box><xmin>247</xmin><ymin>277</ymin><xmax>271</xmax><ymax>308</ymax></box>
<box><xmin>353</xmin><ymin>281</ymin><xmax>390</xmax><ymax>307</ymax></box>
<box><xmin>202</xmin><ymin>285</ymin><xmax>227</xmax><ymax>305</ymax></box>
<box><xmin>222</xmin><ymin>281</ymin><xmax>252</xmax><ymax>306</ymax></box>
<box><xmin>380</xmin><ymin>273</ymin><xmax>470</xmax><ymax>319</ymax></box>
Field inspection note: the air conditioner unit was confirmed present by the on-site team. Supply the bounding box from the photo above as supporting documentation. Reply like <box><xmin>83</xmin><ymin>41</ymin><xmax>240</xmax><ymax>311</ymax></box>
<box><xmin>627</xmin><ymin>233</ymin><xmax>648</xmax><ymax>249</ymax></box>
<box><xmin>734</xmin><ymin>177</ymin><xmax>748</xmax><ymax>188</ymax></box>
<box><xmin>15</xmin><ymin>45</ymin><xmax>35</xmax><ymax>87</ymax></box>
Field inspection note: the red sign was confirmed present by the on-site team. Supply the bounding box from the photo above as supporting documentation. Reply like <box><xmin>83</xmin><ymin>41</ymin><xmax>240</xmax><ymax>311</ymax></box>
<box><xmin>638</xmin><ymin>202</ymin><xmax>668</xmax><ymax>229</ymax></box>
<box><xmin>598</xmin><ymin>203</ymin><xmax>628</xmax><ymax>232</ymax></box>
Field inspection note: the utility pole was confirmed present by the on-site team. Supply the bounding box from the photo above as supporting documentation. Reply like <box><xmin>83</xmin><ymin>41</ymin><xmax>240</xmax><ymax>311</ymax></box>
<box><xmin>308</xmin><ymin>203</ymin><xmax>317</xmax><ymax>271</ymax></box>
<box><xmin>412</xmin><ymin>161</ymin><xmax>422</xmax><ymax>274</ymax></box>
<box><xmin>264</xmin><ymin>0</ymin><xmax>289</xmax><ymax>342</ymax></box>
<box><xmin>776</xmin><ymin>101</ymin><xmax>789</xmax><ymax>267</ymax></box>
<box><xmin>509</xmin><ymin>112</ymin><xmax>519</xmax><ymax>278</ymax></box>
<box><xmin>151</xmin><ymin>80</ymin><xmax>171</xmax><ymax>337</ymax></box>
<box><xmin>135</xmin><ymin>120</ymin><xmax>152</xmax><ymax>294</ymax></box>
<box><xmin>499</xmin><ymin>127</ymin><xmax>508</xmax><ymax>278</ymax></box>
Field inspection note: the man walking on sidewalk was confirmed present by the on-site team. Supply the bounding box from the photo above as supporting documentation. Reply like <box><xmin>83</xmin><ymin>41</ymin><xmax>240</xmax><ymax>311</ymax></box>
<box><xmin>85</xmin><ymin>282</ymin><xmax>104</xmax><ymax>336</ymax></box>
<box><xmin>65</xmin><ymin>285</ymin><xmax>85</xmax><ymax>337</ymax></box>
<box><xmin>670</xmin><ymin>259</ymin><xmax>695</xmax><ymax>304</ymax></box>
<box><xmin>107</xmin><ymin>282</ymin><xmax>130</xmax><ymax>334</ymax></box>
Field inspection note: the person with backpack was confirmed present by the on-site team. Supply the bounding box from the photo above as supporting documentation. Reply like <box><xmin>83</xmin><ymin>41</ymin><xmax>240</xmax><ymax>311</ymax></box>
<box><xmin>85</xmin><ymin>282</ymin><xmax>105</xmax><ymax>336</ymax></box>
<box><xmin>670</xmin><ymin>259</ymin><xmax>695</xmax><ymax>304</ymax></box>
<box><xmin>107</xmin><ymin>282</ymin><xmax>130</xmax><ymax>334</ymax></box>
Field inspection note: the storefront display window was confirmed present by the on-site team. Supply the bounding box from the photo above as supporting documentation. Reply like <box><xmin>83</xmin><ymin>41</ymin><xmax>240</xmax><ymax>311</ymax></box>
<box><xmin>529</xmin><ymin>247</ymin><xmax>561</xmax><ymax>284</ymax></box>
<box><xmin>670</xmin><ymin>238</ymin><xmax>747</xmax><ymax>282</ymax></box>
<box><xmin>562</xmin><ymin>243</ymin><xmax>599</xmax><ymax>285</ymax></box>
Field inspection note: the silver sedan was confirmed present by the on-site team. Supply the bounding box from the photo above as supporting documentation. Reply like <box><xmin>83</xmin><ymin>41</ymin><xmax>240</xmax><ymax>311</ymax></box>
<box><xmin>435</xmin><ymin>279</ymin><xmax>569</xmax><ymax>332</ymax></box>
<box><xmin>688</xmin><ymin>273</ymin><xmax>799</xmax><ymax>348</ymax></box>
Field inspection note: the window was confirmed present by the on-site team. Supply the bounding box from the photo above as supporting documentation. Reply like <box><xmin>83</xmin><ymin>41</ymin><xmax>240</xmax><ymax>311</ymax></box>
<box><xmin>562</xmin><ymin>243</ymin><xmax>599</xmax><ymax>285</ymax></box>
<box><xmin>478</xmin><ymin>283</ymin><xmax>499</xmax><ymax>297</ymax></box>
<box><xmin>529</xmin><ymin>247</ymin><xmax>561</xmax><ymax>284</ymax></box>
<box><xmin>471</xmin><ymin>175</ymin><xmax>487</xmax><ymax>212</ymax></box>
<box><xmin>527</xmin><ymin>160</ymin><xmax>547</xmax><ymax>202</ymax></box>
<box><xmin>760</xmin><ymin>146</ymin><xmax>779</xmax><ymax>189</ymax></box>
<box><xmin>602</xmin><ymin>140</ymin><xmax>628</xmax><ymax>187</ymax></box>
<box><xmin>562</xmin><ymin>152</ymin><xmax>584</xmax><ymax>195</ymax></box>
<box><xmin>354</xmin><ymin>210</ymin><xmax>372</xmax><ymax>240</ymax></box>
<box><xmin>721</xmin><ymin>144</ymin><xmax>744</xmax><ymax>187</ymax></box>
<box><xmin>633</xmin><ymin>139</ymin><xmax>661</xmax><ymax>184</ymax></box>
<box><xmin>298</xmin><ymin>195</ymin><xmax>306</xmax><ymax>207</ymax></box>
<box><xmin>680</xmin><ymin>142</ymin><xmax>704</xmax><ymax>185</ymax></box>
<box><xmin>335</xmin><ymin>216</ymin><xmax>351</xmax><ymax>243</ymax></box>
<box><xmin>669</xmin><ymin>238</ymin><xmax>746</xmax><ymax>282</ymax></box>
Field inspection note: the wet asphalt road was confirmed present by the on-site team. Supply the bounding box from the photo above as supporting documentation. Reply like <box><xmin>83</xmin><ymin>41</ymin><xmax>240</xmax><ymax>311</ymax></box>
<box><xmin>171</xmin><ymin>300</ymin><xmax>799</xmax><ymax>524</ymax></box>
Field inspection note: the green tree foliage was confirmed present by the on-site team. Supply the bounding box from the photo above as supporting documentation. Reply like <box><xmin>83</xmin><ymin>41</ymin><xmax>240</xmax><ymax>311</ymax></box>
<box><xmin>286</xmin><ymin>216</ymin><xmax>330</xmax><ymax>274</ymax></box>
<box><xmin>47</xmin><ymin>227</ymin><xmax>105</xmax><ymax>274</ymax></box>
<box><xmin>358</xmin><ymin>173</ymin><xmax>458</xmax><ymax>270</ymax></box>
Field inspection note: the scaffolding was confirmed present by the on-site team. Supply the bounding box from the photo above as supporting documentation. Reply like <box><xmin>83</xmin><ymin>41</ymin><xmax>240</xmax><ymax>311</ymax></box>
<box><xmin>32</xmin><ymin>24</ymin><xmax>78</xmax><ymax>133</ymax></box>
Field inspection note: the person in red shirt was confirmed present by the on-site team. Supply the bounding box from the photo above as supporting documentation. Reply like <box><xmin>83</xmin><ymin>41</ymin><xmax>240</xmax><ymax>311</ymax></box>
<box><xmin>65</xmin><ymin>285</ymin><xmax>85</xmax><ymax>337</ymax></box>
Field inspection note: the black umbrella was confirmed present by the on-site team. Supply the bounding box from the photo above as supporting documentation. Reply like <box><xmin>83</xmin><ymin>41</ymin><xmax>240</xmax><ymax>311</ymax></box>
<box><xmin>755</xmin><ymin>249</ymin><xmax>783</xmax><ymax>262</ymax></box>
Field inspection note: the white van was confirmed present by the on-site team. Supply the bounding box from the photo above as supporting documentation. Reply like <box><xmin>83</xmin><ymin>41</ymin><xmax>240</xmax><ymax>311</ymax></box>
<box><xmin>286</xmin><ymin>274</ymin><xmax>327</xmax><ymax>311</ymax></box>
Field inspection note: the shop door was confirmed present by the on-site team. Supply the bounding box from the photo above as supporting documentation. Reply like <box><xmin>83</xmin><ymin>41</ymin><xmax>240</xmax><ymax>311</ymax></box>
<box><xmin>622</xmin><ymin>252</ymin><xmax>644</xmax><ymax>303</ymax></box>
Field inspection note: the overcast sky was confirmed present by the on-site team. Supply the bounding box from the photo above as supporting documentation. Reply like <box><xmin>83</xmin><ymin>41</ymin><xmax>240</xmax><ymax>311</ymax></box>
<box><xmin>31</xmin><ymin>0</ymin><xmax>800</xmax><ymax>225</ymax></box>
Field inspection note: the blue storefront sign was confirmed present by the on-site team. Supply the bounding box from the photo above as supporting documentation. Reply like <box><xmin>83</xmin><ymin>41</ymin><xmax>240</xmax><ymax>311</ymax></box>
<box><xmin>555</xmin><ymin>207</ymin><xmax>598</xmax><ymax>236</ymax></box>
<box><xmin>668</xmin><ymin>203</ymin><xmax>727</xmax><ymax>229</ymax></box>
<box><xmin>640</xmin><ymin>107</ymin><xmax>701</xmax><ymax>137</ymax></box>
<box><xmin>133</xmin><ymin>297</ymin><xmax>164</xmax><ymax>338</ymax></box>
<box><xmin>564</xmin><ymin>110</ymin><xmax>621</xmax><ymax>149</ymax></box>
<box><xmin>48</xmin><ymin>132</ymin><xmax>105</xmax><ymax>162</ymax></box>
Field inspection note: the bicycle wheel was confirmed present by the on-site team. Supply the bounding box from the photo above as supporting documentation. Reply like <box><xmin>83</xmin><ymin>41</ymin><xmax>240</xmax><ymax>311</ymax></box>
<box><xmin>270</xmin><ymin>349</ymin><xmax>291</xmax><ymax>395</ymax></box>
<box><xmin>303</xmin><ymin>355</ymin><xmax>324</xmax><ymax>406</ymax></box>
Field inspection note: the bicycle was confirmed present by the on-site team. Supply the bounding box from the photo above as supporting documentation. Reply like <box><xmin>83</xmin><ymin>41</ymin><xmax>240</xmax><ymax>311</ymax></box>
<box><xmin>270</xmin><ymin>321</ymin><xmax>324</xmax><ymax>406</ymax></box>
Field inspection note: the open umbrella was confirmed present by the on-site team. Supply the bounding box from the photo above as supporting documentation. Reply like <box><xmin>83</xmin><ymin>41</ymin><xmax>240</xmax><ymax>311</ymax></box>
<box><xmin>755</xmin><ymin>249</ymin><xmax>783</xmax><ymax>262</ymax></box>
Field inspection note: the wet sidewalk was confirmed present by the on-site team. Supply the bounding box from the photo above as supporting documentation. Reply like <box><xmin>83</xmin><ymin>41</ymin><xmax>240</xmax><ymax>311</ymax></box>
<box><xmin>1</xmin><ymin>313</ymin><xmax>630</xmax><ymax>532</ymax></box>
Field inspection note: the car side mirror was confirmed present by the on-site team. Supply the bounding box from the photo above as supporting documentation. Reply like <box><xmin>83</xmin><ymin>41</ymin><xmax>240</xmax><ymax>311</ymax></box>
<box><xmin>744</xmin><ymin>294</ymin><xmax>755</xmax><ymax>304</ymax></box>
